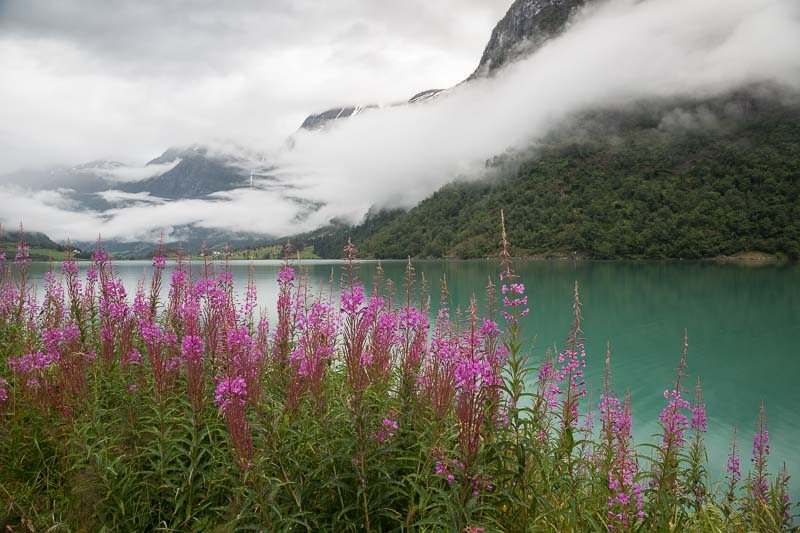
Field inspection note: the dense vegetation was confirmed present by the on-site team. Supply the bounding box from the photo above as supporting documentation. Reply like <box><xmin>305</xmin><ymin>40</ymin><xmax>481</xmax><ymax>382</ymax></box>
<box><xmin>284</xmin><ymin>89</ymin><xmax>800</xmax><ymax>260</ymax></box>
<box><xmin>0</xmin><ymin>228</ymin><xmax>795</xmax><ymax>531</ymax></box>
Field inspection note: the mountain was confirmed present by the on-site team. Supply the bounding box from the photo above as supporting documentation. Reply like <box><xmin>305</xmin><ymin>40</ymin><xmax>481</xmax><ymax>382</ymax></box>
<box><xmin>468</xmin><ymin>0</ymin><xmax>589</xmax><ymax>79</ymax></box>
<box><xmin>2</xmin><ymin>145</ymin><xmax>260</xmax><ymax>208</ymax></box>
<box><xmin>300</xmin><ymin>106</ymin><xmax>377</xmax><ymax>130</ymax></box>
<box><xmin>271</xmin><ymin>88</ymin><xmax>800</xmax><ymax>260</ymax></box>
<box><xmin>121</xmin><ymin>146</ymin><xmax>248</xmax><ymax>199</ymax></box>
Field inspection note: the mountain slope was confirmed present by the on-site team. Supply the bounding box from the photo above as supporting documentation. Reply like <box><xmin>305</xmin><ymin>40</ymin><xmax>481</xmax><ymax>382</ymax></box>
<box><xmin>122</xmin><ymin>146</ymin><xmax>248</xmax><ymax>199</ymax></box>
<box><xmin>281</xmin><ymin>90</ymin><xmax>800</xmax><ymax>260</ymax></box>
<box><xmin>0</xmin><ymin>228</ymin><xmax>84</xmax><ymax>261</ymax></box>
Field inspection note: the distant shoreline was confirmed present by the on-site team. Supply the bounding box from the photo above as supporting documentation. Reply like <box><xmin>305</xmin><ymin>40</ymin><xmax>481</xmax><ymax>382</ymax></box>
<box><xmin>8</xmin><ymin>251</ymin><xmax>793</xmax><ymax>264</ymax></box>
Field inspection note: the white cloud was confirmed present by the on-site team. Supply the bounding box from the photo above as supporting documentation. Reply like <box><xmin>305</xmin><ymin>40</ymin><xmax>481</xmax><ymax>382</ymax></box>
<box><xmin>0</xmin><ymin>185</ymin><xmax>319</xmax><ymax>242</ymax></box>
<box><xmin>99</xmin><ymin>161</ymin><xmax>181</xmax><ymax>182</ymax></box>
<box><xmin>95</xmin><ymin>190</ymin><xmax>167</xmax><ymax>205</ymax></box>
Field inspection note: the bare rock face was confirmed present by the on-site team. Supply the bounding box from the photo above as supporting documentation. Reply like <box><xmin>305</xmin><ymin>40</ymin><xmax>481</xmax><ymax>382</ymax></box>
<box><xmin>300</xmin><ymin>105</ymin><xmax>376</xmax><ymax>131</ymax></box>
<box><xmin>468</xmin><ymin>0</ymin><xmax>589</xmax><ymax>80</ymax></box>
<box><xmin>126</xmin><ymin>146</ymin><xmax>247</xmax><ymax>199</ymax></box>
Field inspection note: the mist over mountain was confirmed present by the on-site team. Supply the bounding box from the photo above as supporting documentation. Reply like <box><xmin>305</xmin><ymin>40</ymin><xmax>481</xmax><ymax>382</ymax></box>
<box><xmin>0</xmin><ymin>0</ymin><xmax>798</xmax><ymax>258</ymax></box>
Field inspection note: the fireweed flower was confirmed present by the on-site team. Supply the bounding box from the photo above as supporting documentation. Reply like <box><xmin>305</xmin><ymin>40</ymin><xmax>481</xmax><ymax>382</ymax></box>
<box><xmin>659</xmin><ymin>388</ymin><xmax>691</xmax><ymax>448</ymax></box>
<box><xmin>498</xmin><ymin>212</ymin><xmax>529</xmax><ymax>326</ymax></box>
<box><xmin>431</xmin><ymin>447</ymin><xmax>464</xmax><ymax>484</ymax></box>
<box><xmin>0</xmin><ymin>378</ymin><xmax>8</xmax><ymax>405</ymax></box>
<box><xmin>277</xmin><ymin>267</ymin><xmax>294</xmax><ymax>283</ymax></box>
<box><xmin>556</xmin><ymin>342</ymin><xmax>588</xmax><ymax>427</ymax></box>
<box><xmin>548</xmin><ymin>282</ymin><xmax>588</xmax><ymax>435</ymax></box>
<box><xmin>182</xmin><ymin>334</ymin><xmax>206</xmax><ymax>412</ymax></box>
<box><xmin>454</xmin><ymin>298</ymin><xmax>505</xmax><ymax>472</ymax></box>
<box><xmin>599</xmin><ymin>390</ymin><xmax>644</xmax><ymax>528</ymax></box>
<box><xmin>398</xmin><ymin>305</ymin><xmax>429</xmax><ymax>387</ymax></box>
<box><xmin>92</xmin><ymin>244</ymin><xmax>109</xmax><ymax>264</ymax></box>
<box><xmin>376</xmin><ymin>418</ymin><xmax>398</xmax><ymax>443</ymax></box>
<box><xmin>419</xmin><ymin>304</ymin><xmax>458</xmax><ymax>420</ymax></box>
<box><xmin>537</xmin><ymin>352</ymin><xmax>561</xmax><ymax>413</ymax></box>
<box><xmin>651</xmin><ymin>332</ymin><xmax>691</xmax><ymax>501</ymax></box>
<box><xmin>366</xmin><ymin>308</ymin><xmax>399</xmax><ymax>383</ymax></box>
<box><xmin>8</xmin><ymin>350</ymin><xmax>73</xmax><ymax>413</ymax></box>
<box><xmin>222</xmin><ymin>325</ymin><xmax>265</xmax><ymax>407</ymax></box>
<box><xmin>690</xmin><ymin>378</ymin><xmax>707</xmax><ymax>433</ymax></box>
<box><xmin>214</xmin><ymin>376</ymin><xmax>248</xmax><ymax>413</ymax></box>
<box><xmin>14</xmin><ymin>241</ymin><xmax>31</xmax><ymax>266</ymax></box>
<box><xmin>288</xmin><ymin>300</ymin><xmax>339</xmax><ymax>409</ymax></box>
<box><xmin>214</xmin><ymin>376</ymin><xmax>253</xmax><ymax>468</ymax></box>
<box><xmin>341</xmin><ymin>285</ymin><xmax>365</xmax><ymax>314</ymax></box>
<box><xmin>339</xmin><ymin>260</ymin><xmax>384</xmax><ymax>395</ymax></box>
<box><xmin>773</xmin><ymin>464</ymin><xmax>792</xmax><ymax>528</ymax></box>
<box><xmin>725</xmin><ymin>427</ymin><xmax>741</xmax><ymax>500</ymax></box>
<box><xmin>139</xmin><ymin>320</ymin><xmax>180</xmax><ymax>398</ymax></box>
<box><xmin>272</xmin><ymin>265</ymin><xmax>296</xmax><ymax>364</ymax></box>
<box><xmin>61</xmin><ymin>258</ymin><xmax>78</xmax><ymax>277</ymax></box>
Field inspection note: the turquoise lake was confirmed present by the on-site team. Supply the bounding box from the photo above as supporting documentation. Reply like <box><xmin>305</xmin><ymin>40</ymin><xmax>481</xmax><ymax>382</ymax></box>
<box><xmin>25</xmin><ymin>258</ymin><xmax>800</xmax><ymax>491</ymax></box>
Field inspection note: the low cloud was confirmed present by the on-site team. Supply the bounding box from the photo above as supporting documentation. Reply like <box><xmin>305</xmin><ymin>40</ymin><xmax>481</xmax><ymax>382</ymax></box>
<box><xmin>99</xmin><ymin>161</ymin><xmax>182</xmax><ymax>183</ymax></box>
<box><xmin>0</xmin><ymin>185</ymin><xmax>320</xmax><ymax>242</ymax></box>
<box><xmin>94</xmin><ymin>190</ymin><xmax>167</xmax><ymax>205</ymax></box>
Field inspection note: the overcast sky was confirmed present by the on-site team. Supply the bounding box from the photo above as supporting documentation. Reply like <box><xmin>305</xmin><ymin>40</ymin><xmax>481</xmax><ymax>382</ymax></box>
<box><xmin>0</xmin><ymin>0</ymin><xmax>511</xmax><ymax>173</ymax></box>
<box><xmin>1</xmin><ymin>0</ymin><xmax>799</xmax><ymax>243</ymax></box>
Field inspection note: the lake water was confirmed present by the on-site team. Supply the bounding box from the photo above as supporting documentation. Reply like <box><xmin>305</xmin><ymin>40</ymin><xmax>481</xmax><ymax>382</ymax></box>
<box><xmin>23</xmin><ymin>258</ymin><xmax>800</xmax><ymax>490</ymax></box>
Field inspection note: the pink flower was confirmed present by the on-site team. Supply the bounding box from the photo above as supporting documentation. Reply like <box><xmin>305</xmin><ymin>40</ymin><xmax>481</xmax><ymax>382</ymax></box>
<box><xmin>181</xmin><ymin>335</ymin><xmax>204</xmax><ymax>364</ymax></box>
<box><xmin>340</xmin><ymin>286</ymin><xmax>365</xmax><ymax>314</ymax></box>
<box><xmin>214</xmin><ymin>376</ymin><xmax>248</xmax><ymax>415</ymax></box>
<box><xmin>277</xmin><ymin>266</ymin><xmax>295</xmax><ymax>283</ymax></box>
<box><xmin>376</xmin><ymin>418</ymin><xmax>398</xmax><ymax>443</ymax></box>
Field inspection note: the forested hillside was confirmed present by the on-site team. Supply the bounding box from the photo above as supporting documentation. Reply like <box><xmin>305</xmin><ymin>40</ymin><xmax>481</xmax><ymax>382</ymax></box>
<box><xmin>282</xmin><ymin>89</ymin><xmax>800</xmax><ymax>260</ymax></box>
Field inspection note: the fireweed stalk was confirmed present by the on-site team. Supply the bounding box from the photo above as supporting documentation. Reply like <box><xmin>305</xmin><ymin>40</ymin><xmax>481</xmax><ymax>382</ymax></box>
<box><xmin>558</xmin><ymin>281</ymin><xmax>587</xmax><ymax>437</ymax></box>
<box><xmin>725</xmin><ymin>427</ymin><xmax>741</xmax><ymax>504</ymax></box>
<box><xmin>748</xmin><ymin>402</ymin><xmax>770</xmax><ymax>509</ymax></box>
<box><xmin>339</xmin><ymin>239</ymin><xmax>380</xmax><ymax>532</ymax></box>
<box><xmin>497</xmin><ymin>211</ymin><xmax>534</xmax><ymax>521</ymax></box>
<box><xmin>649</xmin><ymin>330</ymin><xmax>691</xmax><ymax>524</ymax></box>
<box><xmin>598</xmin><ymin>345</ymin><xmax>644</xmax><ymax>530</ymax></box>
<box><xmin>686</xmin><ymin>377</ymin><xmax>709</xmax><ymax>512</ymax></box>
<box><xmin>419</xmin><ymin>277</ymin><xmax>457</xmax><ymax>422</ymax></box>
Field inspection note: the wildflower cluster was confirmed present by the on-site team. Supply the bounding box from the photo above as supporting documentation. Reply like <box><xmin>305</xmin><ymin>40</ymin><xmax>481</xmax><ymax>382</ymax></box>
<box><xmin>0</xmin><ymin>226</ymin><xmax>794</xmax><ymax>531</ymax></box>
